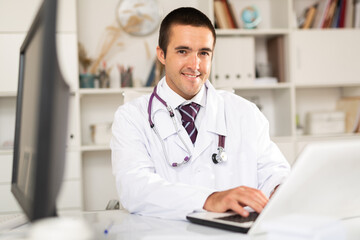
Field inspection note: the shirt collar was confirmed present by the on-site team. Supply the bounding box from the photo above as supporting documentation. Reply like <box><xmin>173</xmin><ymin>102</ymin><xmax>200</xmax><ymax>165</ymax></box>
<box><xmin>160</xmin><ymin>77</ymin><xmax>206</xmax><ymax>110</ymax></box>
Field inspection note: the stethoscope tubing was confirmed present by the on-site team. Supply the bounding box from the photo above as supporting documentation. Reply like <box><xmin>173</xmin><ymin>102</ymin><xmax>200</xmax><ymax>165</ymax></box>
<box><xmin>148</xmin><ymin>85</ymin><xmax>226</xmax><ymax>167</ymax></box>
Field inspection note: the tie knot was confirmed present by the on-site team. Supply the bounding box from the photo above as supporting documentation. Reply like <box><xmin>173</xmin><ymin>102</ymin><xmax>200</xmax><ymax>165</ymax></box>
<box><xmin>179</xmin><ymin>103</ymin><xmax>200</xmax><ymax>122</ymax></box>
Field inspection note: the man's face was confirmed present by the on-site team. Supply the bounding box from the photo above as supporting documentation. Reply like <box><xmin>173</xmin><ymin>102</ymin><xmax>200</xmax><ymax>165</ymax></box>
<box><xmin>157</xmin><ymin>24</ymin><xmax>214</xmax><ymax>100</ymax></box>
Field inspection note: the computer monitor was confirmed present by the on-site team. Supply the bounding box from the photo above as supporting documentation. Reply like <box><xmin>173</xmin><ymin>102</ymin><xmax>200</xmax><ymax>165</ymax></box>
<box><xmin>11</xmin><ymin>0</ymin><xmax>70</xmax><ymax>221</ymax></box>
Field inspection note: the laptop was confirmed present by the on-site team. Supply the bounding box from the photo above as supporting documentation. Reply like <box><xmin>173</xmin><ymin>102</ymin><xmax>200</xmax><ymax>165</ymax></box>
<box><xmin>187</xmin><ymin>140</ymin><xmax>360</xmax><ymax>235</ymax></box>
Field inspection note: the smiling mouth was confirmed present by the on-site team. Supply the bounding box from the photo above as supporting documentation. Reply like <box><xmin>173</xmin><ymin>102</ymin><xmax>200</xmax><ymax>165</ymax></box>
<box><xmin>182</xmin><ymin>73</ymin><xmax>200</xmax><ymax>78</ymax></box>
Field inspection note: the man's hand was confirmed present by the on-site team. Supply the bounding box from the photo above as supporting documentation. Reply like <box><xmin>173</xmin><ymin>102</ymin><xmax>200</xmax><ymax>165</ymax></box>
<box><xmin>203</xmin><ymin>186</ymin><xmax>269</xmax><ymax>217</ymax></box>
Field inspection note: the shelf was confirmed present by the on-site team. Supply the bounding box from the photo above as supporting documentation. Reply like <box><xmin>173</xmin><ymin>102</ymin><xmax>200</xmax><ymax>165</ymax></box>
<box><xmin>295</xmin><ymin>133</ymin><xmax>360</xmax><ymax>142</ymax></box>
<box><xmin>293</xmin><ymin>28</ymin><xmax>360</xmax><ymax>33</ymax></box>
<box><xmin>295</xmin><ymin>82</ymin><xmax>360</xmax><ymax>89</ymax></box>
<box><xmin>1</xmin><ymin>147</ymin><xmax>92</xmax><ymax>154</ymax></box>
<box><xmin>271</xmin><ymin>134</ymin><xmax>360</xmax><ymax>145</ymax></box>
<box><xmin>0</xmin><ymin>92</ymin><xmax>16</xmax><ymax>97</ymax></box>
<box><xmin>79</xmin><ymin>87</ymin><xmax>153</xmax><ymax>96</ymax></box>
<box><xmin>232</xmin><ymin>82</ymin><xmax>292</xmax><ymax>90</ymax></box>
<box><xmin>79</xmin><ymin>88</ymin><xmax>124</xmax><ymax>95</ymax></box>
<box><xmin>216</xmin><ymin>28</ymin><xmax>290</xmax><ymax>37</ymax></box>
<box><xmin>271</xmin><ymin>136</ymin><xmax>294</xmax><ymax>142</ymax></box>
<box><xmin>81</xmin><ymin>145</ymin><xmax>110</xmax><ymax>152</ymax></box>
<box><xmin>0</xmin><ymin>149</ymin><xmax>13</xmax><ymax>155</ymax></box>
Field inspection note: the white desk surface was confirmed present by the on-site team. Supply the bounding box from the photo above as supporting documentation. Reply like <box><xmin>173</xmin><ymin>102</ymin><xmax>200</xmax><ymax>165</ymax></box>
<box><xmin>1</xmin><ymin>210</ymin><xmax>360</xmax><ymax>240</ymax></box>
<box><xmin>82</xmin><ymin>210</ymin><xmax>254</xmax><ymax>240</ymax></box>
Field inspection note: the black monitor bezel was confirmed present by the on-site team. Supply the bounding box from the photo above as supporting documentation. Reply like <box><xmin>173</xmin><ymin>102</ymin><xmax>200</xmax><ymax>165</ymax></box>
<box><xmin>11</xmin><ymin>0</ymin><xmax>69</xmax><ymax>221</ymax></box>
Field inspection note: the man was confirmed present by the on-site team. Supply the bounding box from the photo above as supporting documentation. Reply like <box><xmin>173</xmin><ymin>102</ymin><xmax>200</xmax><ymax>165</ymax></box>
<box><xmin>111</xmin><ymin>7</ymin><xmax>290</xmax><ymax>220</ymax></box>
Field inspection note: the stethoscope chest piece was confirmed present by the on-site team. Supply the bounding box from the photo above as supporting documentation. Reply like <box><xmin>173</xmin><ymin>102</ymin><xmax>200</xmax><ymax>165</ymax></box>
<box><xmin>212</xmin><ymin>147</ymin><xmax>227</xmax><ymax>164</ymax></box>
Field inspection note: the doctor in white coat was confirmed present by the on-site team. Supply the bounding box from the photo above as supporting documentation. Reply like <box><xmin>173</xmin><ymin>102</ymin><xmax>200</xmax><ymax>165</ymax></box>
<box><xmin>111</xmin><ymin>7</ymin><xmax>290</xmax><ymax>220</ymax></box>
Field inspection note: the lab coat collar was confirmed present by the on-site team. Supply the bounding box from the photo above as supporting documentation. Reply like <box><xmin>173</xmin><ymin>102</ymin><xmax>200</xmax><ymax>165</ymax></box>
<box><xmin>202</xmin><ymin>80</ymin><xmax>227</xmax><ymax>137</ymax></box>
<box><xmin>160</xmin><ymin>77</ymin><xmax>206</xmax><ymax>109</ymax></box>
<box><xmin>190</xmin><ymin>80</ymin><xmax>227</xmax><ymax>161</ymax></box>
<box><xmin>150</xmin><ymin>79</ymin><xmax>227</xmax><ymax>155</ymax></box>
<box><xmin>150</xmin><ymin>79</ymin><xmax>193</xmax><ymax>153</ymax></box>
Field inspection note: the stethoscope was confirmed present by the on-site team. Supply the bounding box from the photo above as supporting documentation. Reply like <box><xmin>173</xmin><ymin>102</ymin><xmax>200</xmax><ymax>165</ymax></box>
<box><xmin>147</xmin><ymin>85</ymin><xmax>227</xmax><ymax>167</ymax></box>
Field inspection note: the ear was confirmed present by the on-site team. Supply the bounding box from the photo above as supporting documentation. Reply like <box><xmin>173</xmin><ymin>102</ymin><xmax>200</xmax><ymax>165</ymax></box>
<box><xmin>156</xmin><ymin>46</ymin><xmax>166</xmax><ymax>65</ymax></box>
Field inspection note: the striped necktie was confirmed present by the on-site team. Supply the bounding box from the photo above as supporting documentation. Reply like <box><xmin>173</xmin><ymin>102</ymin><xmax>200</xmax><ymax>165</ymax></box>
<box><xmin>178</xmin><ymin>102</ymin><xmax>201</xmax><ymax>144</ymax></box>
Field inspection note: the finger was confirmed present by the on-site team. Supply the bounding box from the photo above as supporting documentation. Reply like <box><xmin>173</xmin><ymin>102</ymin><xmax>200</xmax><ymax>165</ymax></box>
<box><xmin>239</xmin><ymin>198</ymin><xmax>265</xmax><ymax>213</ymax></box>
<box><xmin>233</xmin><ymin>188</ymin><xmax>268</xmax><ymax>213</ymax></box>
<box><xmin>240</xmin><ymin>186</ymin><xmax>269</xmax><ymax>203</ymax></box>
<box><xmin>235</xmin><ymin>194</ymin><xmax>265</xmax><ymax>213</ymax></box>
<box><xmin>227</xmin><ymin>190</ymin><xmax>264</xmax><ymax>215</ymax></box>
<box><xmin>229</xmin><ymin>201</ymin><xmax>249</xmax><ymax>217</ymax></box>
<box><xmin>251</xmin><ymin>190</ymin><xmax>269</xmax><ymax>207</ymax></box>
<box><xmin>237</xmin><ymin>187</ymin><xmax>268</xmax><ymax>206</ymax></box>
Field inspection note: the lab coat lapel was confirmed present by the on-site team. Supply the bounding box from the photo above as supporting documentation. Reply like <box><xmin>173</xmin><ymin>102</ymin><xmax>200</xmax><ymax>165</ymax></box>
<box><xmin>151</xmin><ymin>94</ymin><xmax>194</xmax><ymax>153</ymax></box>
<box><xmin>192</xmin><ymin>82</ymin><xmax>227</xmax><ymax>162</ymax></box>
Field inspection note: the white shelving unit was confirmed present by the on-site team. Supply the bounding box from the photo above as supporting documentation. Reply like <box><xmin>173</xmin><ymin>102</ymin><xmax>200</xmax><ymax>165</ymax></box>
<box><xmin>0</xmin><ymin>0</ymin><xmax>82</xmax><ymax>214</ymax></box>
<box><xmin>1</xmin><ymin>0</ymin><xmax>360</xmax><ymax>213</ymax></box>
<box><xmin>214</xmin><ymin>0</ymin><xmax>360</xmax><ymax>158</ymax></box>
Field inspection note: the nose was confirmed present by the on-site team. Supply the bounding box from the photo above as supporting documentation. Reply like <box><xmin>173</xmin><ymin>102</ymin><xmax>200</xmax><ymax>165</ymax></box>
<box><xmin>188</xmin><ymin>53</ymin><xmax>200</xmax><ymax>70</ymax></box>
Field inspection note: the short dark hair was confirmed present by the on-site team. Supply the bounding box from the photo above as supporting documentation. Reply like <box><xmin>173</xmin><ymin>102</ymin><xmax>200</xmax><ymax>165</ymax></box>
<box><xmin>158</xmin><ymin>7</ymin><xmax>216</xmax><ymax>57</ymax></box>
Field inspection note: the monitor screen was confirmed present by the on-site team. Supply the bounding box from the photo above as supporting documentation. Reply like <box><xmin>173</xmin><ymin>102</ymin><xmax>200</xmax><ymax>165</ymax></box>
<box><xmin>11</xmin><ymin>0</ymin><xmax>70</xmax><ymax>221</ymax></box>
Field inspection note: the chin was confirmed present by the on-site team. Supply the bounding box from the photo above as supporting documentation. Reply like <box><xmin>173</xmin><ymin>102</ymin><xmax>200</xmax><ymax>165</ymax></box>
<box><xmin>184</xmin><ymin>88</ymin><xmax>200</xmax><ymax>98</ymax></box>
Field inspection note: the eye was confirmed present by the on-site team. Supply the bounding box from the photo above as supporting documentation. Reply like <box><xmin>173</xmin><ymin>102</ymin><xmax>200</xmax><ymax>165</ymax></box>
<box><xmin>177</xmin><ymin>50</ymin><xmax>187</xmax><ymax>54</ymax></box>
<box><xmin>200</xmin><ymin>51</ymin><xmax>210</xmax><ymax>56</ymax></box>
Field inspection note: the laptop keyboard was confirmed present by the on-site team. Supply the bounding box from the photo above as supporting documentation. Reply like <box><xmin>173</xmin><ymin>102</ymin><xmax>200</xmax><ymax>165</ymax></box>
<box><xmin>215</xmin><ymin>212</ymin><xmax>259</xmax><ymax>223</ymax></box>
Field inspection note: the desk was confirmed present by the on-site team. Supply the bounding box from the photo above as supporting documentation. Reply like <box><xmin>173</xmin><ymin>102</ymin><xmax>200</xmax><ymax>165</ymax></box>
<box><xmin>82</xmin><ymin>210</ymin><xmax>255</xmax><ymax>240</ymax></box>
<box><xmin>2</xmin><ymin>210</ymin><xmax>360</xmax><ymax>240</ymax></box>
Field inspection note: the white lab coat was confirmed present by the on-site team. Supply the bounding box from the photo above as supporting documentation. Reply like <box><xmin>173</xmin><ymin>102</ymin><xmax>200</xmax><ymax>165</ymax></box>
<box><xmin>111</xmin><ymin>78</ymin><xmax>290</xmax><ymax>220</ymax></box>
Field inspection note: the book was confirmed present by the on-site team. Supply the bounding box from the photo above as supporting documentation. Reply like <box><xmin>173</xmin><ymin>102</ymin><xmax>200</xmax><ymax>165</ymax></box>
<box><xmin>331</xmin><ymin>0</ymin><xmax>340</xmax><ymax>27</ymax></box>
<box><xmin>336</xmin><ymin>97</ymin><xmax>360</xmax><ymax>133</ymax></box>
<box><xmin>321</xmin><ymin>0</ymin><xmax>336</xmax><ymax>27</ymax></box>
<box><xmin>338</xmin><ymin>0</ymin><xmax>347</xmax><ymax>27</ymax></box>
<box><xmin>313</xmin><ymin>0</ymin><xmax>332</xmax><ymax>28</ymax></box>
<box><xmin>145</xmin><ymin>60</ymin><xmax>156</xmax><ymax>87</ymax></box>
<box><xmin>322</xmin><ymin>0</ymin><xmax>339</xmax><ymax>28</ymax></box>
<box><xmin>221</xmin><ymin>0</ymin><xmax>237</xmax><ymax>29</ymax></box>
<box><xmin>331</xmin><ymin>0</ymin><xmax>342</xmax><ymax>28</ymax></box>
<box><xmin>345</xmin><ymin>0</ymin><xmax>355</xmax><ymax>27</ymax></box>
<box><xmin>145</xmin><ymin>59</ymin><xmax>164</xmax><ymax>87</ymax></box>
<box><xmin>355</xmin><ymin>0</ymin><xmax>360</xmax><ymax>28</ymax></box>
<box><xmin>154</xmin><ymin>59</ymin><xmax>165</xmax><ymax>86</ymax></box>
<box><xmin>355</xmin><ymin>115</ymin><xmax>360</xmax><ymax>133</ymax></box>
<box><xmin>302</xmin><ymin>5</ymin><xmax>318</xmax><ymax>29</ymax></box>
<box><xmin>228</xmin><ymin>1</ymin><xmax>240</xmax><ymax>28</ymax></box>
<box><xmin>267</xmin><ymin>36</ymin><xmax>285</xmax><ymax>83</ymax></box>
<box><xmin>322</xmin><ymin>0</ymin><xmax>338</xmax><ymax>28</ymax></box>
<box><xmin>214</xmin><ymin>0</ymin><xmax>229</xmax><ymax>29</ymax></box>
<box><xmin>297</xmin><ymin>11</ymin><xmax>306</xmax><ymax>28</ymax></box>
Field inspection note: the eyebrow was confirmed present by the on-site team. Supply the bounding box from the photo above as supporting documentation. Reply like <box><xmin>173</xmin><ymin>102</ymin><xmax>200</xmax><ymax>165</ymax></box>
<box><xmin>174</xmin><ymin>46</ymin><xmax>213</xmax><ymax>52</ymax></box>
